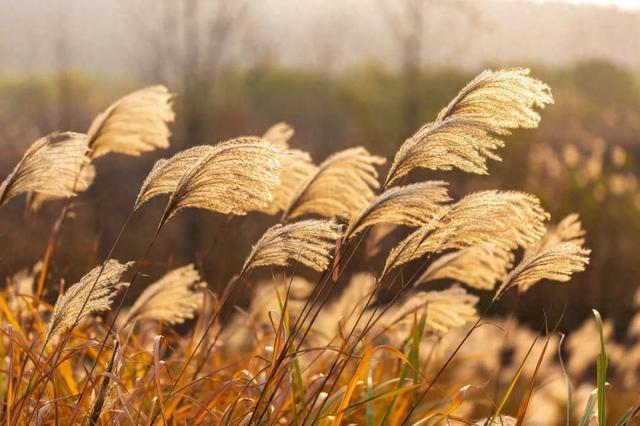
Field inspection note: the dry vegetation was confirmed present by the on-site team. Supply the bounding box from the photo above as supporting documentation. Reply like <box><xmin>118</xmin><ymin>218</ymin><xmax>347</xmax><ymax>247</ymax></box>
<box><xmin>0</xmin><ymin>67</ymin><xmax>637</xmax><ymax>425</ymax></box>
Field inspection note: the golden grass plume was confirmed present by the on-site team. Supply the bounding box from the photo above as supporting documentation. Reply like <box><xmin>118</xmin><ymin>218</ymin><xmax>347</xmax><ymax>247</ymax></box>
<box><xmin>241</xmin><ymin>219</ymin><xmax>341</xmax><ymax>274</ymax></box>
<box><xmin>381</xmin><ymin>190</ymin><xmax>548</xmax><ymax>278</ymax></box>
<box><xmin>0</xmin><ymin>132</ymin><xmax>91</xmax><ymax>207</ymax></box>
<box><xmin>121</xmin><ymin>264</ymin><xmax>205</xmax><ymax>326</ymax></box>
<box><xmin>391</xmin><ymin>285</ymin><xmax>478</xmax><ymax>334</ymax></box>
<box><xmin>345</xmin><ymin>181</ymin><xmax>450</xmax><ymax>239</ymax></box>
<box><xmin>385</xmin><ymin>68</ymin><xmax>553</xmax><ymax>186</ymax></box>
<box><xmin>417</xmin><ymin>242</ymin><xmax>514</xmax><ymax>290</ymax></box>
<box><xmin>47</xmin><ymin>260</ymin><xmax>133</xmax><ymax>337</ymax></box>
<box><xmin>86</xmin><ymin>85</ymin><xmax>175</xmax><ymax>158</ymax></box>
<box><xmin>493</xmin><ymin>214</ymin><xmax>590</xmax><ymax>300</ymax></box>
<box><xmin>133</xmin><ymin>137</ymin><xmax>284</xmax><ymax>222</ymax></box>
<box><xmin>262</xmin><ymin>122</ymin><xmax>295</xmax><ymax>147</ymax></box>
<box><xmin>282</xmin><ymin>147</ymin><xmax>386</xmax><ymax>221</ymax></box>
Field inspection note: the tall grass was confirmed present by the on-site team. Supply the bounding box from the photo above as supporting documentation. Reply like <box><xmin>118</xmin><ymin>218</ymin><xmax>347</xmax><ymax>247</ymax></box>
<box><xmin>0</xmin><ymin>68</ymin><xmax>637</xmax><ymax>425</ymax></box>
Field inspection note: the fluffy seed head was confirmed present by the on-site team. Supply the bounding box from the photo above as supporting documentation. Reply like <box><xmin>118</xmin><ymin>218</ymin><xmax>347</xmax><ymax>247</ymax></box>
<box><xmin>262</xmin><ymin>122</ymin><xmax>295</xmax><ymax>147</ymax></box>
<box><xmin>345</xmin><ymin>181</ymin><xmax>450</xmax><ymax>239</ymax></box>
<box><xmin>391</xmin><ymin>286</ymin><xmax>478</xmax><ymax>334</ymax></box>
<box><xmin>282</xmin><ymin>147</ymin><xmax>386</xmax><ymax>221</ymax></box>
<box><xmin>241</xmin><ymin>219</ymin><xmax>341</xmax><ymax>274</ymax></box>
<box><xmin>385</xmin><ymin>68</ymin><xmax>553</xmax><ymax>186</ymax></box>
<box><xmin>134</xmin><ymin>138</ymin><xmax>285</xmax><ymax>223</ymax></box>
<box><xmin>381</xmin><ymin>190</ymin><xmax>548</xmax><ymax>278</ymax></box>
<box><xmin>47</xmin><ymin>260</ymin><xmax>133</xmax><ymax>338</ymax></box>
<box><xmin>86</xmin><ymin>85</ymin><xmax>175</xmax><ymax>158</ymax></box>
<box><xmin>417</xmin><ymin>242</ymin><xmax>514</xmax><ymax>290</ymax></box>
<box><xmin>122</xmin><ymin>264</ymin><xmax>205</xmax><ymax>326</ymax></box>
<box><xmin>0</xmin><ymin>132</ymin><xmax>91</xmax><ymax>207</ymax></box>
<box><xmin>494</xmin><ymin>214</ymin><xmax>590</xmax><ymax>300</ymax></box>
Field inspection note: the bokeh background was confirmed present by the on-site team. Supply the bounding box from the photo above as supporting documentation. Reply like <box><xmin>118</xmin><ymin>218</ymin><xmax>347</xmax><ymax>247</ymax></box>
<box><xmin>0</xmin><ymin>0</ymin><xmax>639</xmax><ymax>334</ymax></box>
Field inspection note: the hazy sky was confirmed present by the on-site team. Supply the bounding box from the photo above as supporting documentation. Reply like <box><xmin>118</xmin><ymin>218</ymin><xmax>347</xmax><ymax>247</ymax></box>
<box><xmin>0</xmin><ymin>0</ymin><xmax>638</xmax><ymax>77</ymax></box>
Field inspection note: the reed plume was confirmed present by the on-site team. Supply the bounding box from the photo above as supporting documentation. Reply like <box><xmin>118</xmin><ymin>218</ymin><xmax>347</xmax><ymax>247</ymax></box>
<box><xmin>26</xmin><ymin>163</ymin><xmax>96</xmax><ymax>211</ymax></box>
<box><xmin>282</xmin><ymin>147</ymin><xmax>386</xmax><ymax>221</ymax></box>
<box><xmin>257</xmin><ymin>149</ymin><xmax>317</xmax><ymax>215</ymax></box>
<box><xmin>523</xmin><ymin>213</ymin><xmax>585</xmax><ymax>258</ymax></box>
<box><xmin>121</xmin><ymin>264</ymin><xmax>205</xmax><ymax>326</ymax></box>
<box><xmin>494</xmin><ymin>215</ymin><xmax>590</xmax><ymax>300</ymax></box>
<box><xmin>0</xmin><ymin>132</ymin><xmax>90</xmax><ymax>206</ymax></box>
<box><xmin>382</xmin><ymin>190</ymin><xmax>548</xmax><ymax>278</ymax></box>
<box><xmin>385</xmin><ymin>68</ymin><xmax>552</xmax><ymax>186</ymax></box>
<box><xmin>391</xmin><ymin>286</ymin><xmax>478</xmax><ymax>334</ymax></box>
<box><xmin>416</xmin><ymin>242</ymin><xmax>514</xmax><ymax>290</ymax></box>
<box><xmin>133</xmin><ymin>138</ymin><xmax>284</xmax><ymax>222</ymax></box>
<box><xmin>241</xmin><ymin>219</ymin><xmax>341</xmax><ymax>274</ymax></box>
<box><xmin>262</xmin><ymin>122</ymin><xmax>295</xmax><ymax>147</ymax></box>
<box><xmin>345</xmin><ymin>181</ymin><xmax>450</xmax><ymax>239</ymax></box>
<box><xmin>47</xmin><ymin>260</ymin><xmax>133</xmax><ymax>337</ymax></box>
<box><xmin>86</xmin><ymin>85</ymin><xmax>175</xmax><ymax>158</ymax></box>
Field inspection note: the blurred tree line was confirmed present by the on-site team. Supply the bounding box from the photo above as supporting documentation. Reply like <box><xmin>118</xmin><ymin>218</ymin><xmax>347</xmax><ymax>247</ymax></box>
<box><xmin>0</xmin><ymin>58</ymin><xmax>639</xmax><ymax>334</ymax></box>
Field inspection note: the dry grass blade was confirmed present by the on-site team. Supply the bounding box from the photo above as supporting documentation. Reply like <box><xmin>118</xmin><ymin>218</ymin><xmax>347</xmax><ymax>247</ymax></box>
<box><xmin>241</xmin><ymin>219</ymin><xmax>341</xmax><ymax>274</ymax></box>
<box><xmin>262</xmin><ymin>122</ymin><xmax>295</xmax><ymax>147</ymax></box>
<box><xmin>257</xmin><ymin>149</ymin><xmax>317</xmax><ymax>215</ymax></box>
<box><xmin>47</xmin><ymin>260</ymin><xmax>133</xmax><ymax>338</ymax></box>
<box><xmin>416</xmin><ymin>242</ymin><xmax>514</xmax><ymax>290</ymax></box>
<box><xmin>385</xmin><ymin>68</ymin><xmax>552</xmax><ymax>186</ymax></box>
<box><xmin>345</xmin><ymin>181</ymin><xmax>450</xmax><ymax>239</ymax></box>
<box><xmin>0</xmin><ymin>132</ymin><xmax>90</xmax><ymax>206</ymax></box>
<box><xmin>86</xmin><ymin>85</ymin><xmax>175</xmax><ymax>158</ymax></box>
<box><xmin>282</xmin><ymin>147</ymin><xmax>386</xmax><ymax>221</ymax></box>
<box><xmin>391</xmin><ymin>286</ymin><xmax>478</xmax><ymax>334</ymax></box>
<box><xmin>134</xmin><ymin>137</ymin><xmax>284</xmax><ymax>222</ymax></box>
<box><xmin>121</xmin><ymin>264</ymin><xmax>205</xmax><ymax>326</ymax></box>
<box><xmin>381</xmin><ymin>190</ymin><xmax>548</xmax><ymax>278</ymax></box>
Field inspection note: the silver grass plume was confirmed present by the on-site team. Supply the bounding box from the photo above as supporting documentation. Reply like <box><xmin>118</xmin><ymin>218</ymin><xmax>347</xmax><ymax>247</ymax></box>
<box><xmin>134</xmin><ymin>138</ymin><xmax>284</xmax><ymax>223</ymax></box>
<box><xmin>121</xmin><ymin>264</ymin><xmax>205</xmax><ymax>326</ymax></box>
<box><xmin>254</xmin><ymin>123</ymin><xmax>318</xmax><ymax>215</ymax></box>
<box><xmin>257</xmin><ymin>149</ymin><xmax>317</xmax><ymax>215</ymax></box>
<box><xmin>47</xmin><ymin>260</ymin><xmax>133</xmax><ymax>337</ymax></box>
<box><xmin>381</xmin><ymin>190</ymin><xmax>548</xmax><ymax>279</ymax></box>
<box><xmin>241</xmin><ymin>219</ymin><xmax>341</xmax><ymax>274</ymax></box>
<box><xmin>86</xmin><ymin>85</ymin><xmax>175</xmax><ymax>158</ymax></box>
<box><xmin>26</xmin><ymin>163</ymin><xmax>96</xmax><ymax>211</ymax></box>
<box><xmin>0</xmin><ymin>132</ymin><xmax>91</xmax><ymax>206</ymax></box>
<box><xmin>345</xmin><ymin>181</ymin><xmax>450</xmax><ymax>239</ymax></box>
<box><xmin>390</xmin><ymin>286</ymin><xmax>478</xmax><ymax>334</ymax></box>
<box><xmin>494</xmin><ymin>215</ymin><xmax>590</xmax><ymax>300</ymax></box>
<box><xmin>385</xmin><ymin>68</ymin><xmax>552</xmax><ymax>186</ymax></box>
<box><xmin>416</xmin><ymin>242</ymin><xmax>514</xmax><ymax>290</ymax></box>
<box><xmin>282</xmin><ymin>147</ymin><xmax>386</xmax><ymax>221</ymax></box>
<box><xmin>262</xmin><ymin>122</ymin><xmax>295</xmax><ymax>147</ymax></box>
<box><xmin>524</xmin><ymin>212</ymin><xmax>585</xmax><ymax>258</ymax></box>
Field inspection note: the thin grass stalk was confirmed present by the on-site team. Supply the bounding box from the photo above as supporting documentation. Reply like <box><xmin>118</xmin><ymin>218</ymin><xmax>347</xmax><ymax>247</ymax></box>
<box><xmin>87</xmin><ymin>340</ymin><xmax>120</xmax><ymax>425</ymax></box>
<box><xmin>67</xmin><ymin>223</ymin><xmax>164</xmax><ymax>424</ymax></box>
<box><xmin>250</xmin><ymin>234</ymin><xmax>369</xmax><ymax>423</ymax></box>
<box><xmin>13</xmin><ymin>210</ymin><xmax>134</xmax><ymax>423</ymax></box>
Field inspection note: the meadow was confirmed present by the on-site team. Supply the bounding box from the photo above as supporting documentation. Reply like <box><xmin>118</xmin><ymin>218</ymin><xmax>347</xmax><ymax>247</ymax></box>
<box><xmin>0</xmin><ymin>66</ymin><xmax>638</xmax><ymax>425</ymax></box>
